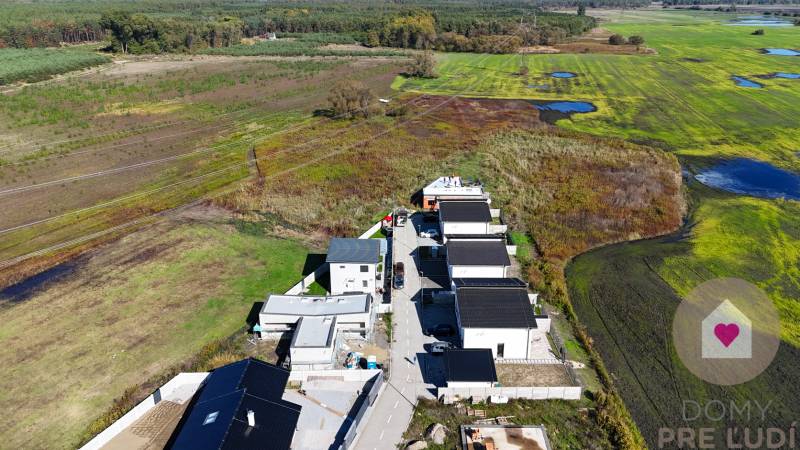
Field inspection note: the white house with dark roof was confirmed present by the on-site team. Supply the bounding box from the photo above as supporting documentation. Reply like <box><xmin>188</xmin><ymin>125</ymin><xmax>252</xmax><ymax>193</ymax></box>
<box><xmin>444</xmin><ymin>348</ymin><xmax>498</xmax><ymax>388</ymax></box>
<box><xmin>446</xmin><ymin>238</ymin><xmax>511</xmax><ymax>279</ymax></box>
<box><xmin>438</xmin><ymin>201</ymin><xmax>494</xmax><ymax>237</ymax></box>
<box><xmin>454</xmin><ymin>280</ymin><xmax>548</xmax><ymax>359</ymax></box>
<box><xmin>326</xmin><ymin>238</ymin><xmax>382</xmax><ymax>295</ymax></box>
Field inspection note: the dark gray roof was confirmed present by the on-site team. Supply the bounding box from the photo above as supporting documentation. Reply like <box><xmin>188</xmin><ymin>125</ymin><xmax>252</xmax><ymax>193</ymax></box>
<box><xmin>439</xmin><ymin>201</ymin><xmax>491</xmax><ymax>223</ymax></box>
<box><xmin>169</xmin><ymin>358</ymin><xmax>300</xmax><ymax>450</ymax></box>
<box><xmin>456</xmin><ymin>287</ymin><xmax>537</xmax><ymax>328</ymax></box>
<box><xmin>444</xmin><ymin>349</ymin><xmax>498</xmax><ymax>383</ymax></box>
<box><xmin>326</xmin><ymin>238</ymin><xmax>380</xmax><ymax>263</ymax></box>
<box><xmin>446</xmin><ymin>240</ymin><xmax>510</xmax><ymax>266</ymax></box>
<box><xmin>452</xmin><ymin>278</ymin><xmax>527</xmax><ymax>288</ymax></box>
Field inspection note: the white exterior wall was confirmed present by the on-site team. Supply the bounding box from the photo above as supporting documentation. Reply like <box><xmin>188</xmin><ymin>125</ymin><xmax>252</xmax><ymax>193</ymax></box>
<box><xmin>260</xmin><ymin>312</ymin><xmax>372</xmax><ymax>336</ymax></box>
<box><xmin>291</xmin><ymin>346</ymin><xmax>334</xmax><ymax>365</ymax></box>
<box><xmin>441</xmin><ymin>221</ymin><xmax>489</xmax><ymax>236</ymax></box>
<box><xmin>462</xmin><ymin>327</ymin><xmax>531</xmax><ymax>359</ymax></box>
<box><xmin>448</xmin><ymin>380</ymin><xmax>495</xmax><ymax>389</ymax></box>
<box><xmin>330</xmin><ymin>262</ymin><xmax>377</xmax><ymax>295</ymax></box>
<box><xmin>449</xmin><ymin>264</ymin><xmax>507</xmax><ymax>279</ymax></box>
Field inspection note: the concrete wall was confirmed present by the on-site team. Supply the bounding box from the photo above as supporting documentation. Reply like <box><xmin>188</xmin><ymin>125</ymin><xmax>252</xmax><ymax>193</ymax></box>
<box><xmin>79</xmin><ymin>372</ymin><xmax>209</xmax><ymax>450</ymax></box>
<box><xmin>449</xmin><ymin>264</ymin><xmax>507</xmax><ymax>279</ymax></box>
<box><xmin>448</xmin><ymin>381</ymin><xmax>495</xmax><ymax>389</ymax></box>
<box><xmin>288</xmin><ymin>368</ymin><xmax>382</xmax><ymax>383</ymax></box>
<box><xmin>330</xmin><ymin>262</ymin><xmax>377</xmax><ymax>295</ymax></box>
<box><xmin>439</xmin><ymin>385</ymin><xmax>582</xmax><ymax>404</ymax></box>
<box><xmin>462</xmin><ymin>327</ymin><xmax>531</xmax><ymax>359</ymax></box>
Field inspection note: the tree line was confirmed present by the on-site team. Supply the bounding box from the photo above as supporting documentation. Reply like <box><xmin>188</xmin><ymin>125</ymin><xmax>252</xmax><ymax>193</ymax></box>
<box><xmin>0</xmin><ymin>0</ymin><xmax>596</xmax><ymax>53</ymax></box>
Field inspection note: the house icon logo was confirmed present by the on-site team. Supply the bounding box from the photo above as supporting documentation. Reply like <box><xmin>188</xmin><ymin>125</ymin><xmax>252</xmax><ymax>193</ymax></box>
<box><xmin>701</xmin><ymin>300</ymin><xmax>751</xmax><ymax>359</ymax></box>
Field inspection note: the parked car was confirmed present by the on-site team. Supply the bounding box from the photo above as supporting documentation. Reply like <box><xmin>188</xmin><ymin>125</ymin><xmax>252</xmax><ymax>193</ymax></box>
<box><xmin>429</xmin><ymin>341</ymin><xmax>454</xmax><ymax>355</ymax></box>
<box><xmin>419</xmin><ymin>229</ymin><xmax>440</xmax><ymax>239</ymax></box>
<box><xmin>393</xmin><ymin>262</ymin><xmax>405</xmax><ymax>289</ymax></box>
<box><xmin>425</xmin><ymin>324</ymin><xmax>455</xmax><ymax>337</ymax></box>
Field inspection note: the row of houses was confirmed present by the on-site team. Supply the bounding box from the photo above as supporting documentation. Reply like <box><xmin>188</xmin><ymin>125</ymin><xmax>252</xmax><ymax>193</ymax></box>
<box><xmin>423</xmin><ymin>176</ymin><xmax>551</xmax><ymax>361</ymax></box>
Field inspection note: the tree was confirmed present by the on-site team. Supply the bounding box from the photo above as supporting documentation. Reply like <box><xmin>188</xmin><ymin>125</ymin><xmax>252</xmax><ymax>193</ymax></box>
<box><xmin>366</xmin><ymin>30</ymin><xmax>380</xmax><ymax>47</ymax></box>
<box><xmin>751</xmin><ymin>29</ymin><xmax>765</xmax><ymax>35</ymax></box>
<box><xmin>578</xmin><ymin>3</ymin><xmax>587</xmax><ymax>16</ymax></box>
<box><xmin>328</xmin><ymin>80</ymin><xmax>374</xmax><ymax>119</ymax></box>
<box><xmin>628</xmin><ymin>35</ymin><xmax>644</xmax><ymax>48</ymax></box>
<box><xmin>608</xmin><ymin>34</ymin><xmax>626</xmax><ymax>45</ymax></box>
<box><xmin>408</xmin><ymin>51</ymin><xmax>437</xmax><ymax>78</ymax></box>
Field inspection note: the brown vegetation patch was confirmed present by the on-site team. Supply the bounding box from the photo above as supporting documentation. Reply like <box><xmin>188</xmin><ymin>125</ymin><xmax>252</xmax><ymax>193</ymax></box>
<box><xmin>553</xmin><ymin>28</ymin><xmax>655</xmax><ymax>55</ymax></box>
<box><xmin>496</xmin><ymin>363</ymin><xmax>574</xmax><ymax>387</ymax></box>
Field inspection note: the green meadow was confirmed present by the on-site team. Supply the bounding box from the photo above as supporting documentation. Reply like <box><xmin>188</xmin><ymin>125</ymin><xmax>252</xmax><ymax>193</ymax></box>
<box><xmin>395</xmin><ymin>11</ymin><xmax>800</xmax><ymax>169</ymax></box>
<box><xmin>397</xmin><ymin>9</ymin><xmax>800</xmax><ymax>448</ymax></box>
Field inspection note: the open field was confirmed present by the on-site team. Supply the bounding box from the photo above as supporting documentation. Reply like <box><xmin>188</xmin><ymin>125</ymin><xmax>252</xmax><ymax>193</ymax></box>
<box><xmin>0</xmin><ymin>55</ymin><xmax>404</xmax><ymax>278</ymax></box>
<box><xmin>0</xmin><ymin>206</ymin><xmax>314</xmax><ymax>449</ymax></box>
<box><xmin>0</xmin><ymin>46</ymin><xmax>109</xmax><ymax>85</ymax></box>
<box><xmin>395</xmin><ymin>11</ymin><xmax>800</xmax><ymax>169</ymax></box>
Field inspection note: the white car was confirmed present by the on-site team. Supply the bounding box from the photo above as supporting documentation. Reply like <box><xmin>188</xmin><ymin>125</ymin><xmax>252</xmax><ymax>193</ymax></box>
<box><xmin>419</xmin><ymin>229</ymin><xmax>440</xmax><ymax>239</ymax></box>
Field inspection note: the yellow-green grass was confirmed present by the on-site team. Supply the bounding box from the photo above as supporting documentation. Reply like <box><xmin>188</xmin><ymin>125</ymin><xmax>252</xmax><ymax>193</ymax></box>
<box><xmin>394</xmin><ymin>12</ymin><xmax>800</xmax><ymax>170</ymax></box>
<box><xmin>0</xmin><ymin>218</ymin><xmax>311</xmax><ymax>449</ymax></box>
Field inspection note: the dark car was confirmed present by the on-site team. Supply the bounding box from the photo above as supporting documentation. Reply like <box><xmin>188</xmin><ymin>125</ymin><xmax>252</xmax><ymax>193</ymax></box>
<box><xmin>393</xmin><ymin>262</ymin><xmax>405</xmax><ymax>289</ymax></box>
<box><xmin>425</xmin><ymin>324</ymin><xmax>455</xmax><ymax>337</ymax></box>
<box><xmin>428</xmin><ymin>341</ymin><xmax>454</xmax><ymax>355</ymax></box>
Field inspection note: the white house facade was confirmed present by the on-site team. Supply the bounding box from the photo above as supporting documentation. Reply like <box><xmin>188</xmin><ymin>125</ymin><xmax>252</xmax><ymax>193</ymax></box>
<box><xmin>446</xmin><ymin>239</ymin><xmax>511</xmax><ymax>279</ymax></box>
<box><xmin>326</xmin><ymin>238</ymin><xmax>382</xmax><ymax>295</ymax></box>
<box><xmin>259</xmin><ymin>293</ymin><xmax>375</xmax><ymax>339</ymax></box>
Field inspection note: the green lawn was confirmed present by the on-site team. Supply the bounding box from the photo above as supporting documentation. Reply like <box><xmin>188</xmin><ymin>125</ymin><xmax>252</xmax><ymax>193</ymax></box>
<box><xmin>395</xmin><ymin>12</ymin><xmax>800</xmax><ymax>169</ymax></box>
<box><xmin>0</xmin><ymin>46</ymin><xmax>109</xmax><ymax>85</ymax></box>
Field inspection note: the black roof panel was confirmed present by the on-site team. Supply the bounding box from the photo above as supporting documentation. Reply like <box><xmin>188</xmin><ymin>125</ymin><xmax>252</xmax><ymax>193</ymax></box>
<box><xmin>446</xmin><ymin>240</ymin><xmax>510</xmax><ymax>266</ymax></box>
<box><xmin>444</xmin><ymin>349</ymin><xmax>498</xmax><ymax>383</ymax></box>
<box><xmin>326</xmin><ymin>238</ymin><xmax>381</xmax><ymax>263</ymax></box>
<box><xmin>439</xmin><ymin>201</ymin><xmax>491</xmax><ymax>223</ymax></box>
<box><xmin>456</xmin><ymin>287</ymin><xmax>537</xmax><ymax>328</ymax></box>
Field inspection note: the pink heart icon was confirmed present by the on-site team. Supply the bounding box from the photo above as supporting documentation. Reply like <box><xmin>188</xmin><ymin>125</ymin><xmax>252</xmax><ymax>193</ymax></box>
<box><xmin>714</xmin><ymin>323</ymin><xmax>740</xmax><ymax>347</ymax></box>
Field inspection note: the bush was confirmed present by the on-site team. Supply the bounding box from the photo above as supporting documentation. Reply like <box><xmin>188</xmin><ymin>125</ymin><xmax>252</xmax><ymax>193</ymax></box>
<box><xmin>328</xmin><ymin>79</ymin><xmax>375</xmax><ymax>119</ymax></box>
<box><xmin>407</xmin><ymin>51</ymin><xmax>437</xmax><ymax>78</ymax></box>
<box><xmin>752</xmin><ymin>29</ymin><xmax>765</xmax><ymax>35</ymax></box>
<box><xmin>608</xmin><ymin>34</ymin><xmax>626</xmax><ymax>45</ymax></box>
<box><xmin>628</xmin><ymin>35</ymin><xmax>645</xmax><ymax>46</ymax></box>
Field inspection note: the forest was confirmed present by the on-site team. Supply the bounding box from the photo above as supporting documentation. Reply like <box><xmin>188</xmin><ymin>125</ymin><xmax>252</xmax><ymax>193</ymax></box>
<box><xmin>0</xmin><ymin>0</ymin><xmax>597</xmax><ymax>53</ymax></box>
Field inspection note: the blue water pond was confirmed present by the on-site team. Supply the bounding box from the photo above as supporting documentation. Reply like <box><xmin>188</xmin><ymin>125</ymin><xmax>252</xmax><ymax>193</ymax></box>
<box><xmin>775</xmin><ymin>72</ymin><xmax>800</xmax><ymax>79</ymax></box>
<box><xmin>762</xmin><ymin>48</ymin><xmax>800</xmax><ymax>56</ymax></box>
<box><xmin>695</xmin><ymin>158</ymin><xmax>800</xmax><ymax>200</ymax></box>
<box><xmin>550</xmin><ymin>72</ymin><xmax>577</xmax><ymax>79</ymax></box>
<box><xmin>732</xmin><ymin>76</ymin><xmax>763</xmax><ymax>88</ymax></box>
<box><xmin>534</xmin><ymin>101</ymin><xmax>596</xmax><ymax>113</ymax></box>
<box><xmin>728</xmin><ymin>16</ymin><xmax>794</xmax><ymax>27</ymax></box>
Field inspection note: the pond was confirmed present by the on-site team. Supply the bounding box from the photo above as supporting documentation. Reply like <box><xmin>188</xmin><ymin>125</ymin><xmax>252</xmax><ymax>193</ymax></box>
<box><xmin>694</xmin><ymin>158</ymin><xmax>800</xmax><ymax>200</ymax></box>
<box><xmin>530</xmin><ymin>100</ymin><xmax>597</xmax><ymax>124</ymax></box>
<box><xmin>732</xmin><ymin>76</ymin><xmax>763</xmax><ymax>88</ymax></box>
<box><xmin>762</xmin><ymin>48</ymin><xmax>800</xmax><ymax>56</ymax></box>
<box><xmin>728</xmin><ymin>16</ymin><xmax>794</xmax><ymax>27</ymax></box>
<box><xmin>550</xmin><ymin>71</ymin><xmax>577</xmax><ymax>79</ymax></box>
<box><xmin>775</xmin><ymin>72</ymin><xmax>800</xmax><ymax>79</ymax></box>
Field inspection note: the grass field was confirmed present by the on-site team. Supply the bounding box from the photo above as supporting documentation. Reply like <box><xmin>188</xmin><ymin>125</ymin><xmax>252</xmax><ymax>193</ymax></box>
<box><xmin>0</xmin><ymin>208</ymin><xmax>313</xmax><ymax>449</ymax></box>
<box><xmin>0</xmin><ymin>46</ymin><xmax>109</xmax><ymax>85</ymax></box>
<box><xmin>395</xmin><ymin>11</ymin><xmax>800</xmax><ymax>169</ymax></box>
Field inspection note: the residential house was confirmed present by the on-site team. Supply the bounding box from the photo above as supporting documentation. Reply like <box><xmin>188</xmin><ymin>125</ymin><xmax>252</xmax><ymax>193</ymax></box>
<box><xmin>169</xmin><ymin>358</ymin><xmax>301</xmax><ymax>450</ymax></box>
<box><xmin>446</xmin><ymin>238</ymin><xmax>511</xmax><ymax>279</ymax></box>
<box><xmin>289</xmin><ymin>316</ymin><xmax>339</xmax><ymax>370</ymax></box>
<box><xmin>443</xmin><ymin>349</ymin><xmax>498</xmax><ymax>388</ymax></box>
<box><xmin>438</xmin><ymin>201</ymin><xmax>495</xmax><ymax>237</ymax></box>
<box><xmin>455</xmin><ymin>281</ymin><xmax>547</xmax><ymax>359</ymax></box>
<box><xmin>259</xmin><ymin>293</ymin><xmax>375</xmax><ymax>340</ymax></box>
<box><xmin>422</xmin><ymin>176</ymin><xmax>489</xmax><ymax>211</ymax></box>
<box><xmin>326</xmin><ymin>238</ymin><xmax>382</xmax><ymax>295</ymax></box>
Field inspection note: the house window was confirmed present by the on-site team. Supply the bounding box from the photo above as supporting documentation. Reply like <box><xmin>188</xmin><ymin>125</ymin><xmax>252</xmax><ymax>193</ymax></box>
<box><xmin>362</xmin><ymin>280</ymin><xmax>368</xmax><ymax>288</ymax></box>
<box><xmin>497</xmin><ymin>343</ymin><xmax>505</xmax><ymax>358</ymax></box>
<box><xmin>340</xmin><ymin>265</ymin><xmax>345</xmax><ymax>269</ymax></box>
<box><xmin>427</xmin><ymin>200</ymin><xmax>436</xmax><ymax>207</ymax></box>
<box><xmin>360</xmin><ymin>265</ymin><xmax>368</xmax><ymax>272</ymax></box>
<box><xmin>203</xmin><ymin>411</ymin><xmax>219</xmax><ymax>425</ymax></box>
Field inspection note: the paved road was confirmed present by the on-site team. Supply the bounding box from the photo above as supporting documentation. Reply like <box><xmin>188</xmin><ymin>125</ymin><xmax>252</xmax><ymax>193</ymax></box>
<box><xmin>353</xmin><ymin>215</ymin><xmax>437</xmax><ymax>450</ymax></box>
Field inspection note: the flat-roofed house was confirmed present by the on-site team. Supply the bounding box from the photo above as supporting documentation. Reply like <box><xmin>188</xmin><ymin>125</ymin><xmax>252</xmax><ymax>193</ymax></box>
<box><xmin>443</xmin><ymin>349</ymin><xmax>498</xmax><ymax>388</ymax></box>
<box><xmin>455</xmin><ymin>283</ymin><xmax>543</xmax><ymax>359</ymax></box>
<box><xmin>259</xmin><ymin>293</ymin><xmax>375</xmax><ymax>340</ymax></box>
<box><xmin>289</xmin><ymin>316</ymin><xmax>338</xmax><ymax>370</ymax></box>
<box><xmin>422</xmin><ymin>176</ymin><xmax>489</xmax><ymax>211</ymax></box>
<box><xmin>438</xmin><ymin>201</ymin><xmax>493</xmax><ymax>237</ymax></box>
<box><xmin>326</xmin><ymin>238</ymin><xmax>382</xmax><ymax>295</ymax></box>
<box><xmin>446</xmin><ymin>239</ymin><xmax>511</xmax><ymax>279</ymax></box>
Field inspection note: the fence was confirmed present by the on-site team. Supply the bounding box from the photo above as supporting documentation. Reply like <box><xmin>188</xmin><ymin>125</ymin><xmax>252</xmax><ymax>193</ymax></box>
<box><xmin>499</xmin><ymin>358</ymin><xmax>563</xmax><ymax>365</ymax></box>
<box><xmin>339</xmin><ymin>371</ymin><xmax>385</xmax><ymax>450</ymax></box>
<box><xmin>438</xmin><ymin>385</ymin><xmax>582</xmax><ymax>404</ymax></box>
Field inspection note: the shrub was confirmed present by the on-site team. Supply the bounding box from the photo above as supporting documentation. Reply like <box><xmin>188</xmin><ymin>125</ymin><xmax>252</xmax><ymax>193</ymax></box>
<box><xmin>608</xmin><ymin>34</ymin><xmax>626</xmax><ymax>45</ymax></box>
<box><xmin>408</xmin><ymin>51</ymin><xmax>437</xmax><ymax>78</ymax></box>
<box><xmin>328</xmin><ymin>79</ymin><xmax>375</xmax><ymax>119</ymax></box>
<box><xmin>628</xmin><ymin>35</ymin><xmax>645</xmax><ymax>47</ymax></box>
<box><xmin>752</xmin><ymin>29</ymin><xmax>765</xmax><ymax>35</ymax></box>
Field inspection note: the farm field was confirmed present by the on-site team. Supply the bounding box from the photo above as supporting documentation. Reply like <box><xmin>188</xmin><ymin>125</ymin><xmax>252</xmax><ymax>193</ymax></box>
<box><xmin>0</xmin><ymin>206</ymin><xmax>313</xmax><ymax>449</ymax></box>
<box><xmin>0</xmin><ymin>46</ymin><xmax>109</xmax><ymax>85</ymax></box>
<box><xmin>0</xmin><ymin>55</ymin><xmax>404</xmax><ymax>280</ymax></box>
<box><xmin>397</xmin><ymin>8</ymin><xmax>800</xmax><ymax>448</ymax></box>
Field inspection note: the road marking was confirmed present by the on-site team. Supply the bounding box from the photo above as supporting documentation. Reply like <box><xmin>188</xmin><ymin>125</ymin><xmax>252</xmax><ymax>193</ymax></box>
<box><xmin>394</xmin><ymin>400</ymin><xmax>399</xmax><ymax>409</ymax></box>
<box><xmin>379</xmin><ymin>431</ymin><xmax>385</xmax><ymax>440</ymax></box>
<box><xmin>401</xmin><ymin>387</ymin><xmax>406</xmax><ymax>394</ymax></box>
<box><xmin>387</xmin><ymin>415</ymin><xmax>393</xmax><ymax>424</ymax></box>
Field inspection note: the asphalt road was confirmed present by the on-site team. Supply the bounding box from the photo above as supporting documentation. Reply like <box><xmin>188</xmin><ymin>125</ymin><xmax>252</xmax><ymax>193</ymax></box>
<box><xmin>353</xmin><ymin>215</ymin><xmax>438</xmax><ymax>450</ymax></box>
